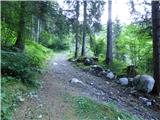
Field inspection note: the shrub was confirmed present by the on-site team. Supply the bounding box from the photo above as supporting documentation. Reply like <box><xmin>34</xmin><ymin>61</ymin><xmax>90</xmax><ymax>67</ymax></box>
<box><xmin>1</xmin><ymin>50</ymin><xmax>40</xmax><ymax>85</ymax></box>
<box><xmin>39</xmin><ymin>31</ymin><xmax>70</xmax><ymax>51</ymax></box>
<box><xmin>1</xmin><ymin>22</ymin><xmax>17</xmax><ymax>47</ymax></box>
<box><xmin>91</xmin><ymin>36</ymin><xmax>105</xmax><ymax>57</ymax></box>
<box><xmin>1</xmin><ymin>40</ymin><xmax>53</xmax><ymax>85</ymax></box>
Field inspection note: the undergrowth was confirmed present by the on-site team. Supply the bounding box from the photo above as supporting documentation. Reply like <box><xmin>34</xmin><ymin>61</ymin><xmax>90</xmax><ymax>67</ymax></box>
<box><xmin>1</xmin><ymin>40</ymin><xmax>53</xmax><ymax>120</ymax></box>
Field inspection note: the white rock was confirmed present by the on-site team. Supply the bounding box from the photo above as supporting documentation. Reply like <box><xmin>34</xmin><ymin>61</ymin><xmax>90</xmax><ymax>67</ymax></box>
<box><xmin>139</xmin><ymin>96</ymin><xmax>148</xmax><ymax>103</ymax></box>
<box><xmin>106</xmin><ymin>72</ymin><xmax>114</xmax><ymax>79</ymax></box>
<box><xmin>37</xmin><ymin>114</ymin><xmax>42</xmax><ymax>118</ymax></box>
<box><xmin>146</xmin><ymin>101</ymin><xmax>152</xmax><ymax>106</ymax></box>
<box><xmin>119</xmin><ymin>78</ymin><xmax>128</xmax><ymax>85</ymax></box>
<box><xmin>128</xmin><ymin>77</ymin><xmax>134</xmax><ymax>82</ymax></box>
<box><xmin>53</xmin><ymin>62</ymin><xmax>58</xmax><ymax>65</ymax></box>
<box><xmin>90</xmin><ymin>82</ymin><xmax>94</xmax><ymax>85</ymax></box>
<box><xmin>93</xmin><ymin>65</ymin><xmax>98</xmax><ymax>67</ymax></box>
<box><xmin>133</xmin><ymin>75</ymin><xmax>155</xmax><ymax>93</ymax></box>
<box><xmin>70</xmin><ymin>78</ymin><xmax>85</xmax><ymax>85</ymax></box>
<box><xmin>17</xmin><ymin>96</ymin><xmax>25</xmax><ymax>102</ymax></box>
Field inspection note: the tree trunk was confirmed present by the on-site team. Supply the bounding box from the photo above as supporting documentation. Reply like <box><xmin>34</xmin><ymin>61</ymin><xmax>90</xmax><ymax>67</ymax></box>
<box><xmin>151</xmin><ymin>1</ymin><xmax>160</xmax><ymax>95</ymax></box>
<box><xmin>105</xmin><ymin>0</ymin><xmax>113</xmax><ymax>64</ymax></box>
<box><xmin>31</xmin><ymin>15</ymin><xmax>35</xmax><ymax>40</ymax></box>
<box><xmin>14</xmin><ymin>1</ymin><xmax>26</xmax><ymax>51</ymax></box>
<box><xmin>36</xmin><ymin>17</ymin><xmax>40</xmax><ymax>43</ymax></box>
<box><xmin>81</xmin><ymin>1</ymin><xmax>87</xmax><ymax>57</ymax></box>
<box><xmin>75</xmin><ymin>1</ymin><xmax>80</xmax><ymax>58</ymax></box>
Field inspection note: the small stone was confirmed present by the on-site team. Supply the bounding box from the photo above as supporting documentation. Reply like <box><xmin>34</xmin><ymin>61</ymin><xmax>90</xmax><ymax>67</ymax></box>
<box><xmin>152</xmin><ymin>99</ymin><xmax>156</xmax><ymax>103</ymax></box>
<box><xmin>119</xmin><ymin>78</ymin><xmax>128</xmax><ymax>85</ymax></box>
<box><xmin>38</xmin><ymin>114</ymin><xmax>42</xmax><ymax>118</ymax></box>
<box><xmin>17</xmin><ymin>96</ymin><xmax>25</xmax><ymax>102</ymax></box>
<box><xmin>139</xmin><ymin>96</ymin><xmax>148</xmax><ymax>103</ymax></box>
<box><xmin>96</xmin><ymin>92</ymin><xmax>101</xmax><ymax>95</ymax></box>
<box><xmin>101</xmin><ymin>92</ymin><xmax>105</xmax><ymax>96</ymax></box>
<box><xmin>130</xmin><ymin>90</ymin><xmax>137</xmax><ymax>94</ymax></box>
<box><xmin>106</xmin><ymin>72</ymin><xmax>114</xmax><ymax>79</ymax></box>
<box><xmin>128</xmin><ymin>77</ymin><xmax>134</xmax><ymax>82</ymax></box>
<box><xmin>102</xmin><ymin>97</ymin><xmax>105</xmax><ymax>100</ymax></box>
<box><xmin>53</xmin><ymin>62</ymin><xmax>58</xmax><ymax>65</ymax></box>
<box><xmin>146</xmin><ymin>101</ymin><xmax>152</xmax><ymax>106</ymax></box>
<box><xmin>90</xmin><ymin>83</ymin><xmax>93</xmax><ymax>85</ymax></box>
<box><xmin>106</xmin><ymin>81</ymin><xmax>109</xmax><ymax>84</ymax></box>
<box><xmin>70</xmin><ymin>78</ymin><xmax>85</xmax><ymax>86</ymax></box>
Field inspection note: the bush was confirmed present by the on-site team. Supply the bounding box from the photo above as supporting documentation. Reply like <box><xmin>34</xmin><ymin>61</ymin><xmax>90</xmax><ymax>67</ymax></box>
<box><xmin>39</xmin><ymin>31</ymin><xmax>70</xmax><ymax>50</ymax></box>
<box><xmin>1</xmin><ymin>40</ymin><xmax>53</xmax><ymax>85</ymax></box>
<box><xmin>91</xmin><ymin>36</ymin><xmax>105</xmax><ymax>57</ymax></box>
<box><xmin>25</xmin><ymin>40</ymin><xmax>53</xmax><ymax>66</ymax></box>
<box><xmin>1</xmin><ymin>50</ymin><xmax>40</xmax><ymax>85</ymax></box>
<box><xmin>1</xmin><ymin>22</ymin><xmax>17</xmax><ymax>47</ymax></box>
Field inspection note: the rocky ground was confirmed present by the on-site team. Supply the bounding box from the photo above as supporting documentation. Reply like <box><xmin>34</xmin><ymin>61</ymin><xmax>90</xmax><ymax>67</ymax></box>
<box><xmin>13</xmin><ymin>53</ymin><xmax>160</xmax><ymax>120</ymax></box>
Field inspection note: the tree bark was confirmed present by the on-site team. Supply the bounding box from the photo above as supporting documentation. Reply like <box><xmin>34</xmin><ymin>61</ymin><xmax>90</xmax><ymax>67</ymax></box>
<box><xmin>31</xmin><ymin>15</ymin><xmax>35</xmax><ymax>40</ymax></box>
<box><xmin>75</xmin><ymin>1</ymin><xmax>80</xmax><ymax>58</ymax></box>
<box><xmin>14</xmin><ymin>1</ymin><xmax>26</xmax><ymax>51</ymax></box>
<box><xmin>81</xmin><ymin>1</ymin><xmax>87</xmax><ymax>57</ymax></box>
<box><xmin>105</xmin><ymin>0</ymin><xmax>113</xmax><ymax>65</ymax></box>
<box><xmin>151</xmin><ymin>1</ymin><xmax>160</xmax><ymax>95</ymax></box>
<box><xmin>36</xmin><ymin>17</ymin><xmax>40</xmax><ymax>43</ymax></box>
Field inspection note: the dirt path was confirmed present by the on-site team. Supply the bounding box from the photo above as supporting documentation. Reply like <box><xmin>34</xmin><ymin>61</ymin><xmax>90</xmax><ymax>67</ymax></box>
<box><xmin>14</xmin><ymin>53</ymin><xmax>160</xmax><ymax>120</ymax></box>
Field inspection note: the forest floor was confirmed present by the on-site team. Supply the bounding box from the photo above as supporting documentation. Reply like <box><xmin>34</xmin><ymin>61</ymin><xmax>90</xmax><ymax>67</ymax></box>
<box><xmin>13</xmin><ymin>53</ymin><xmax>160</xmax><ymax>120</ymax></box>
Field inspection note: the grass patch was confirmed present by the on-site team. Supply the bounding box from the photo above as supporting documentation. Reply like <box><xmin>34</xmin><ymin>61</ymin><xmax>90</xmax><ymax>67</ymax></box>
<box><xmin>64</xmin><ymin>94</ymin><xmax>142</xmax><ymax>120</ymax></box>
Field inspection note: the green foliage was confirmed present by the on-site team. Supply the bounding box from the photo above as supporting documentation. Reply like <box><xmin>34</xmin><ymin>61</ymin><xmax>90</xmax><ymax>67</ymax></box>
<box><xmin>91</xmin><ymin>35</ymin><xmax>105</xmax><ymax>57</ymax></box>
<box><xmin>25</xmin><ymin>40</ymin><xmax>53</xmax><ymax>66</ymax></box>
<box><xmin>98</xmin><ymin>54</ymin><xmax>126</xmax><ymax>73</ymax></box>
<box><xmin>115</xmin><ymin>24</ymin><xmax>152</xmax><ymax>74</ymax></box>
<box><xmin>39</xmin><ymin>31</ymin><xmax>70</xmax><ymax>51</ymax></box>
<box><xmin>1</xmin><ymin>40</ymin><xmax>53</xmax><ymax>85</ymax></box>
<box><xmin>2</xmin><ymin>50</ymin><xmax>39</xmax><ymax>86</ymax></box>
<box><xmin>1</xmin><ymin>22</ymin><xmax>17</xmax><ymax>47</ymax></box>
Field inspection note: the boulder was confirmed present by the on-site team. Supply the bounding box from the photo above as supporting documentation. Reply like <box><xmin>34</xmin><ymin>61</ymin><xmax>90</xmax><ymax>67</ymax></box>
<box><xmin>106</xmin><ymin>72</ymin><xmax>114</xmax><ymax>79</ymax></box>
<box><xmin>133</xmin><ymin>75</ymin><xmax>155</xmax><ymax>93</ymax></box>
<box><xmin>119</xmin><ymin>77</ymin><xmax>128</xmax><ymax>85</ymax></box>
